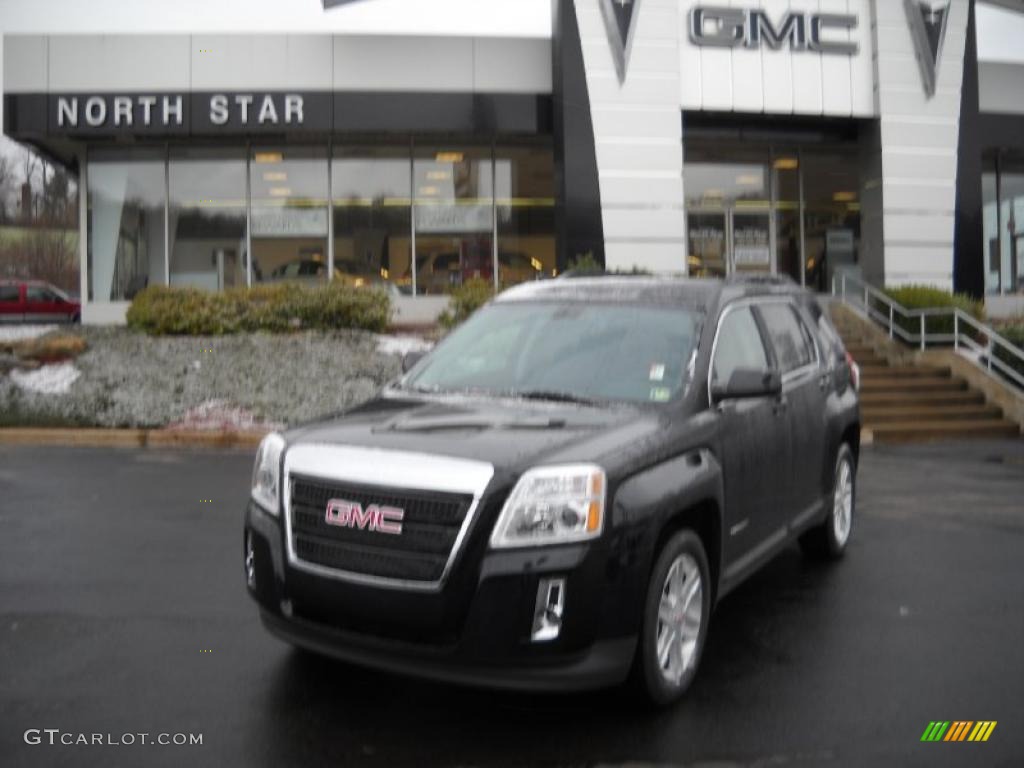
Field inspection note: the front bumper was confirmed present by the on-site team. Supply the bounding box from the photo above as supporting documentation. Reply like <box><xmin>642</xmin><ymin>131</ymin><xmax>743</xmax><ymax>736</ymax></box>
<box><xmin>260</xmin><ymin>608</ymin><xmax>636</xmax><ymax>692</ymax></box>
<box><xmin>245</xmin><ymin>501</ymin><xmax>641</xmax><ymax>692</ymax></box>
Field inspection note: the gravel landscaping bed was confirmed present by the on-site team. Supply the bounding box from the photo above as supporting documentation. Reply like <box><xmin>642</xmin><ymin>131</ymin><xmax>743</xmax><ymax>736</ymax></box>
<box><xmin>0</xmin><ymin>327</ymin><xmax>418</xmax><ymax>429</ymax></box>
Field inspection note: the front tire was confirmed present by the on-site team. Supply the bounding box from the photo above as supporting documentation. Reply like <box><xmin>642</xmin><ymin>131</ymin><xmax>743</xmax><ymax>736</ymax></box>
<box><xmin>633</xmin><ymin>530</ymin><xmax>711</xmax><ymax>706</ymax></box>
<box><xmin>799</xmin><ymin>443</ymin><xmax>856</xmax><ymax>559</ymax></box>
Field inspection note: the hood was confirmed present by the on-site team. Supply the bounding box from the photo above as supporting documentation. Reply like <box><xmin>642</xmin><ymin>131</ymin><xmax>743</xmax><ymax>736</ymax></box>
<box><xmin>284</xmin><ymin>393</ymin><xmax>665</xmax><ymax>478</ymax></box>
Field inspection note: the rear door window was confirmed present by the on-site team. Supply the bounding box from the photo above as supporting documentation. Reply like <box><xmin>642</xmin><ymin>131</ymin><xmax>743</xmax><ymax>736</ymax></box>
<box><xmin>0</xmin><ymin>285</ymin><xmax>21</xmax><ymax>302</ymax></box>
<box><xmin>756</xmin><ymin>302</ymin><xmax>817</xmax><ymax>374</ymax></box>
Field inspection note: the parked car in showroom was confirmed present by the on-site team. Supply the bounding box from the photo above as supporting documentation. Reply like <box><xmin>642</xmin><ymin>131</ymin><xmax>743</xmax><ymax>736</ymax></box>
<box><xmin>0</xmin><ymin>279</ymin><xmax>81</xmax><ymax>323</ymax></box>
<box><xmin>243</xmin><ymin>275</ymin><xmax>860</xmax><ymax>704</ymax></box>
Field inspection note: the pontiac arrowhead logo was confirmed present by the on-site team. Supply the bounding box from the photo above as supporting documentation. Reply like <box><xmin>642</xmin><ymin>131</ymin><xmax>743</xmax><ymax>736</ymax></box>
<box><xmin>600</xmin><ymin>0</ymin><xmax>643</xmax><ymax>83</ymax></box>
<box><xmin>905</xmin><ymin>0</ymin><xmax>951</xmax><ymax>98</ymax></box>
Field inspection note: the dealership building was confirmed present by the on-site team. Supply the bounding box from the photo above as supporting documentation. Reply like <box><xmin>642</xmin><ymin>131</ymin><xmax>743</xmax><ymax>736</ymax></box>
<box><xmin>3</xmin><ymin>0</ymin><xmax>1023</xmax><ymax>323</ymax></box>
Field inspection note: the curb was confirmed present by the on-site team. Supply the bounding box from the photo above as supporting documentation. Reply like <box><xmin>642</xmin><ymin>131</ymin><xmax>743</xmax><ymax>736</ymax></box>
<box><xmin>0</xmin><ymin>428</ymin><xmax>268</xmax><ymax>450</ymax></box>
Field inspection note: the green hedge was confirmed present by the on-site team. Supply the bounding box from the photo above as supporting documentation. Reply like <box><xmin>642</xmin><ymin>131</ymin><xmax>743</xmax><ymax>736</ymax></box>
<box><xmin>438</xmin><ymin>278</ymin><xmax>495</xmax><ymax>330</ymax></box>
<box><xmin>126</xmin><ymin>283</ymin><xmax>391</xmax><ymax>335</ymax></box>
<box><xmin>882</xmin><ymin>285</ymin><xmax>984</xmax><ymax>339</ymax></box>
<box><xmin>993</xmin><ymin>321</ymin><xmax>1024</xmax><ymax>383</ymax></box>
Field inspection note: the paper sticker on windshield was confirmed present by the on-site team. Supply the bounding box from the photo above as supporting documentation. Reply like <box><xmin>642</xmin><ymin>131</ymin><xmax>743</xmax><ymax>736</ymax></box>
<box><xmin>649</xmin><ymin>363</ymin><xmax>666</xmax><ymax>382</ymax></box>
<box><xmin>649</xmin><ymin>387</ymin><xmax>671</xmax><ymax>402</ymax></box>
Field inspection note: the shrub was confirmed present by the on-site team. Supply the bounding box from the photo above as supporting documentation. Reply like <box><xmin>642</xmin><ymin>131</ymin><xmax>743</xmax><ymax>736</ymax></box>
<box><xmin>992</xmin><ymin>320</ymin><xmax>1024</xmax><ymax>384</ymax></box>
<box><xmin>126</xmin><ymin>283</ymin><xmax>391</xmax><ymax>336</ymax></box>
<box><xmin>438</xmin><ymin>278</ymin><xmax>496</xmax><ymax>330</ymax></box>
<box><xmin>883</xmin><ymin>285</ymin><xmax>984</xmax><ymax>340</ymax></box>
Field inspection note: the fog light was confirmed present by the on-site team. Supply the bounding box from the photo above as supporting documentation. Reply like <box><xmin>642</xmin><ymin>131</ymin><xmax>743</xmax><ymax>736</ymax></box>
<box><xmin>531</xmin><ymin>577</ymin><xmax>565</xmax><ymax>643</ymax></box>
<box><xmin>280</xmin><ymin>598</ymin><xmax>293</xmax><ymax>618</ymax></box>
<box><xmin>245</xmin><ymin>533</ymin><xmax>256</xmax><ymax>589</ymax></box>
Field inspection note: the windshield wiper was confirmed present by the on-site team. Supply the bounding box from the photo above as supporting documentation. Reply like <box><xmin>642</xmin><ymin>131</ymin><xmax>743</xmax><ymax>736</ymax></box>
<box><xmin>512</xmin><ymin>390</ymin><xmax>601</xmax><ymax>406</ymax></box>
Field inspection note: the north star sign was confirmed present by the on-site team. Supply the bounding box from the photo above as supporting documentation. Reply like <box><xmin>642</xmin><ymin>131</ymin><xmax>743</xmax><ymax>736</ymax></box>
<box><xmin>48</xmin><ymin>92</ymin><xmax>329</xmax><ymax>135</ymax></box>
<box><xmin>689</xmin><ymin>6</ymin><xmax>859</xmax><ymax>55</ymax></box>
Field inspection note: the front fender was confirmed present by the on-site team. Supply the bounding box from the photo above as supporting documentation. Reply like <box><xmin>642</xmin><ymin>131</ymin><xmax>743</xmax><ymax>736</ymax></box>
<box><xmin>600</xmin><ymin>449</ymin><xmax>724</xmax><ymax>637</ymax></box>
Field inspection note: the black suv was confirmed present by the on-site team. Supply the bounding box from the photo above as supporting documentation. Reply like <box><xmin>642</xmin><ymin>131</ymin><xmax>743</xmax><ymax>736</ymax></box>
<box><xmin>244</xmin><ymin>276</ymin><xmax>860</xmax><ymax>704</ymax></box>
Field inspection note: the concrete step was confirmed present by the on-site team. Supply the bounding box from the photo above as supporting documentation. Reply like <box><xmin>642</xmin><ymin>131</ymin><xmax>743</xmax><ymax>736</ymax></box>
<box><xmin>860</xmin><ymin>376</ymin><xmax>967</xmax><ymax>393</ymax></box>
<box><xmin>862</xmin><ymin>403</ymin><xmax>1004</xmax><ymax>424</ymax></box>
<box><xmin>870</xmin><ymin>419</ymin><xmax>1021</xmax><ymax>444</ymax></box>
<box><xmin>847</xmin><ymin>353</ymin><xmax>889</xmax><ymax>367</ymax></box>
<box><xmin>859</xmin><ymin>365</ymin><xmax>951</xmax><ymax>379</ymax></box>
<box><xmin>859</xmin><ymin>390</ymin><xmax>986</xmax><ymax>407</ymax></box>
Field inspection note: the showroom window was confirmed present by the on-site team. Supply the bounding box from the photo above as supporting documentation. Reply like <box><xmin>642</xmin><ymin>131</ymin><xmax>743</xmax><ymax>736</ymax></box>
<box><xmin>83</xmin><ymin>140</ymin><xmax>555</xmax><ymax>301</ymax></box>
<box><xmin>168</xmin><ymin>148</ymin><xmax>248</xmax><ymax>291</ymax></box>
<box><xmin>495</xmin><ymin>145</ymin><xmax>556</xmax><ymax>284</ymax></box>
<box><xmin>250</xmin><ymin>147</ymin><xmax>329</xmax><ymax>285</ymax></box>
<box><xmin>87</xmin><ymin>149</ymin><xmax>167</xmax><ymax>301</ymax></box>
<box><xmin>983</xmin><ymin>153</ymin><xmax>1024</xmax><ymax>295</ymax></box>
<box><xmin>413</xmin><ymin>145</ymin><xmax>494</xmax><ymax>295</ymax></box>
<box><xmin>333</xmin><ymin>146</ymin><xmax>412</xmax><ymax>294</ymax></box>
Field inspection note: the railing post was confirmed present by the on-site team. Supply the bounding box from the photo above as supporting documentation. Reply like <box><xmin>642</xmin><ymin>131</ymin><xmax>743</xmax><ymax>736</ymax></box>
<box><xmin>831</xmin><ymin>274</ymin><xmax>836</xmax><ymax>297</ymax></box>
<box><xmin>954</xmin><ymin>313</ymin><xmax>959</xmax><ymax>351</ymax></box>
<box><xmin>920</xmin><ymin>315</ymin><xmax>926</xmax><ymax>351</ymax></box>
<box><xmin>863</xmin><ymin>286</ymin><xmax>869</xmax><ymax>312</ymax></box>
<box><xmin>889</xmin><ymin>305</ymin><xmax>894</xmax><ymax>339</ymax></box>
<box><xmin>841</xmin><ymin>273</ymin><xmax>847</xmax><ymax>302</ymax></box>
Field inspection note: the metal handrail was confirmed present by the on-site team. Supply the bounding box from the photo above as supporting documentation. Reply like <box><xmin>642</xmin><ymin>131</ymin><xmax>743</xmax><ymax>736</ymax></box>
<box><xmin>831</xmin><ymin>272</ymin><xmax>1024</xmax><ymax>390</ymax></box>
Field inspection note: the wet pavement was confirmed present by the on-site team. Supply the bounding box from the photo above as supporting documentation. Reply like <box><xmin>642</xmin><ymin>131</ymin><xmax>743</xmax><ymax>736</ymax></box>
<box><xmin>1</xmin><ymin>439</ymin><xmax>1022</xmax><ymax>768</ymax></box>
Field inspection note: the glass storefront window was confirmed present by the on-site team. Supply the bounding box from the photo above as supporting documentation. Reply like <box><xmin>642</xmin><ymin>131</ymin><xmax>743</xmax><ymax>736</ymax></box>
<box><xmin>332</xmin><ymin>146</ymin><xmax>412</xmax><ymax>294</ymax></box>
<box><xmin>999</xmin><ymin>167</ymin><xmax>1024</xmax><ymax>294</ymax></box>
<box><xmin>413</xmin><ymin>146</ymin><xmax>494</xmax><ymax>295</ymax></box>
<box><xmin>168</xmin><ymin>148</ymin><xmax>247</xmax><ymax>291</ymax></box>
<box><xmin>250</xmin><ymin>147</ymin><xmax>329</xmax><ymax>285</ymax></box>
<box><xmin>87</xmin><ymin>149</ymin><xmax>166</xmax><ymax>301</ymax></box>
<box><xmin>683</xmin><ymin>142</ymin><xmax>860</xmax><ymax>288</ymax></box>
<box><xmin>801</xmin><ymin>151</ymin><xmax>860</xmax><ymax>293</ymax></box>
<box><xmin>495</xmin><ymin>145</ymin><xmax>556</xmax><ymax>284</ymax></box>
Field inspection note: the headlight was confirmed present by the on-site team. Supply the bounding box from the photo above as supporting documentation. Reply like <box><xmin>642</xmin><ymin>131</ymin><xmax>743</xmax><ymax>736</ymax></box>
<box><xmin>489</xmin><ymin>464</ymin><xmax>606</xmax><ymax>549</ymax></box>
<box><xmin>251</xmin><ymin>432</ymin><xmax>286</xmax><ymax>516</ymax></box>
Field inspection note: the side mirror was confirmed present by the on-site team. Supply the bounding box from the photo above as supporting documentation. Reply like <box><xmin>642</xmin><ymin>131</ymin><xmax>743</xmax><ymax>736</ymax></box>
<box><xmin>711</xmin><ymin>367</ymin><xmax>782</xmax><ymax>403</ymax></box>
<box><xmin>401</xmin><ymin>351</ymin><xmax>426</xmax><ymax>374</ymax></box>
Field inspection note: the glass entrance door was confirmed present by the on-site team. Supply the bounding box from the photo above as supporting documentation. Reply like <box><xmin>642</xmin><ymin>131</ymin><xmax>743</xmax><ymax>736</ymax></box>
<box><xmin>686</xmin><ymin>208</ymin><xmax>772</xmax><ymax>277</ymax></box>
<box><xmin>730</xmin><ymin>211</ymin><xmax>772</xmax><ymax>275</ymax></box>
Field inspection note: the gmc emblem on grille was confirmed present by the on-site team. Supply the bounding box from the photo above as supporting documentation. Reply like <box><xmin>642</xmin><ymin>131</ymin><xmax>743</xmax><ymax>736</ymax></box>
<box><xmin>325</xmin><ymin>499</ymin><xmax>404</xmax><ymax>535</ymax></box>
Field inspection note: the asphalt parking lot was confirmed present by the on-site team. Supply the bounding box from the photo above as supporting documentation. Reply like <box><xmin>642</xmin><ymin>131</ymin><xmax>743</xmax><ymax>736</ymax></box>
<box><xmin>1</xmin><ymin>439</ymin><xmax>1022</xmax><ymax>768</ymax></box>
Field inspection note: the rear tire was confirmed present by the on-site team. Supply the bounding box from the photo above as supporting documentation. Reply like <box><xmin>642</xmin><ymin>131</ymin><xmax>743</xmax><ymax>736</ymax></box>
<box><xmin>632</xmin><ymin>529</ymin><xmax>711</xmax><ymax>706</ymax></box>
<box><xmin>799</xmin><ymin>443</ymin><xmax>856</xmax><ymax>560</ymax></box>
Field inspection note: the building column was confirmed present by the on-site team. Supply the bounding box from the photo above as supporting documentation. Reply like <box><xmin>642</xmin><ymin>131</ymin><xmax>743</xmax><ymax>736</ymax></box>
<box><xmin>867</xmin><ymin>0</ymin><xmax>971</xmax><ymax>290</ymax></box>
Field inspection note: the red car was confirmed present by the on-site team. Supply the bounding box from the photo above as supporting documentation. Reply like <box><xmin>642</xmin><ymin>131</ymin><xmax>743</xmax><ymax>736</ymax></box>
<box><xmin>0</xmin><ymin>280</ymin><xmax>81</xmax><ymax>324</ymax></box>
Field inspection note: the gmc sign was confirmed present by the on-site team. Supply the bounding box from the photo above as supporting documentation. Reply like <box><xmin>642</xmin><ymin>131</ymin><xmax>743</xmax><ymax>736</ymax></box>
<box><xmin>689</xmin><ymin>6</ymin><xmax>859</xmax><ymax>55</ymax></box>
<box><xmin>325</xmin><ymin>499</ymin><xmax>405</xmax><ymax>536</ymax></box>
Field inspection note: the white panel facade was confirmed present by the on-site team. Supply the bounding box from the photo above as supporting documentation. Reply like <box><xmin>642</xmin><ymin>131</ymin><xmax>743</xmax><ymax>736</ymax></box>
<box><xmin>472</xmin><ymin>38</ymin><xmax>553</xmax><ymax>93</ymax></box>
<box><xmin>575</xmin><ymin>0</ymin><xmax>686</xmax><ymax>273</ymax></box>
<box><xmin>679</xmin><ymin>0</ymin><xmax>875</xmax><ymax>116</ymax></box>
<box><xmin>48</xmin><ymin>36</ymin><xmax>191</xmax><ymax>92</ymax></box>
<box><xmin>332</xmin><ymin>36</ymin><xmax>475</xmax><ymax>92</ymax></box>
<box><xmin>191</xmin><ymin>35</ymin><xmax>334</xmax><ymax>91</ymax></box>
<box><xmin>866</xmin><ymin>0</ymin><xmax>970</xmax><ymax>289</ymax></box>
<box><xmin>3</xmin><ymin>35</ymin><xmax>46</xmax><ymax>93</ymax></box>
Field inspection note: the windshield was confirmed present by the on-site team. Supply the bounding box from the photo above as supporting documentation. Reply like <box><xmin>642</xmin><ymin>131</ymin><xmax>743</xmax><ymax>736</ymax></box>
<box><xmin>404</xmin><ymin>301</ymin><xmax>703</xmax><ymax>404</ymax></box>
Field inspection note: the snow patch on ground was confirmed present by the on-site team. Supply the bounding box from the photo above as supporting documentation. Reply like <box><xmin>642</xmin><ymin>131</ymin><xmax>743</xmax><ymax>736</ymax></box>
<box><xmin>376</xmin><ymin>334</ymin><xmax>434</xmax><ymax>357</ymax></box>
<box><xmin>10</xmin><ymin>362</ymin><xmax>81</xmax><ymax>395</ymax></box>
<box><xmin>166</xmin><ymin>399</ymin><xmax>284</xmax><ymax>433</ymax></box>
<box><xmin>0</xmin><ymin>325</ymin><xmax>59</xmax><ymax>343</ymax></box>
